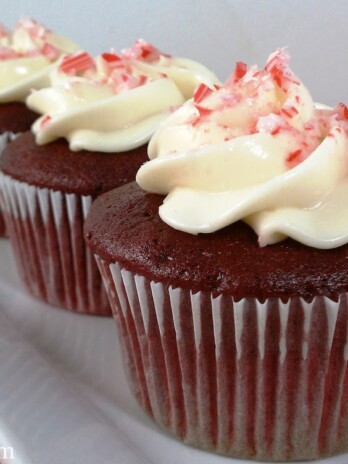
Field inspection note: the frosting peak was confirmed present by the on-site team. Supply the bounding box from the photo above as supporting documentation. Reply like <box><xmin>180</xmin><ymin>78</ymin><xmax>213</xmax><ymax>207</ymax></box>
<box><xmin>27</xmin><ymin>40</ymin><xmax>219</xmax><ymax>152</ymax></box>
<box><xmin>0</xmin><ymin>18</ymin><xmax>78</xmax><ymax>103</ymax></box>
<box><xmin>137</xmin><ymin>49</ymin><xmax>348</xmax><ymax>249</ymax></box>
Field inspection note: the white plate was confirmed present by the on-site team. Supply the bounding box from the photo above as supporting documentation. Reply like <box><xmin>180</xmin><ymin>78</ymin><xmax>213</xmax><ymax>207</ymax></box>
<box><xmin>0</xmin><ymin>239</ymin><xmax>347</xmax><ymax>464</ymax></box>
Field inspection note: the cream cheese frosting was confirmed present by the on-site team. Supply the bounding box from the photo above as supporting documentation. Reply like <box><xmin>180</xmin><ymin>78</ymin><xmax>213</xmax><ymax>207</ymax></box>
<box><xmin>136</xmin><ymin>49</ymin><xmax>348</xmax><ymax>249</ymax></box>
<box><xmin>0</xmin><ymin>18</ymin><xmax>78</xmax><ymax>103</ymax></box>
<box><xmin>27</xmin><ymin>40</ymin><xmax>219</xmax><ymax>152</ymax></box>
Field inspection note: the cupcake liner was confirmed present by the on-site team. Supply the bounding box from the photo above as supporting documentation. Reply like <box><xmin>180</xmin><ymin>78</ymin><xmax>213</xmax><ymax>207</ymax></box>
<box><xmin>0</xmin><ymin>131</ymin><xmax>19</xmax><ymax>237</ymax></box>
<box><xmin>0</xmin><ymin>172</ymin><xmax>111</xmax><ymax>316</ymax></box>
<box><xmin>95</xmin><ymin>256</ymin><xmax>348</xmax><ymax>461</ymax></box>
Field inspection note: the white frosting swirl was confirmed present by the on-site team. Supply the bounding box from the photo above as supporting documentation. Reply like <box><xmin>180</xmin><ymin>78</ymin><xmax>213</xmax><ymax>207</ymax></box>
<box><xmin>137</xmin><ymin>50</ymin><xmax>348</xmax><ymax>249</ymax></box>
<box><xmin>0</xmin><ymin>18</ymin><xmax>78</xmax><ymax>103</ymax></box>
<box><xmin>27</xmin><ymin>40</ymin><xmax>219</xmax><ymax>152</ymax></box>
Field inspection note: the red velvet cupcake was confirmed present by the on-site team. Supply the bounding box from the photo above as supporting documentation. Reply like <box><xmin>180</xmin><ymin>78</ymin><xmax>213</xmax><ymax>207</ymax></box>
<box><xmin>0</xmin><ymin>18</ymin><xmax>78</xmax><ymax>235</ymax></box>
<box><xmin>1</xmin><ymin>133</ymin><xmax>148</xmax><ymax>315</ymax></box>
<box><xmin>85</xmin><ymin>50</ymin><xmax>348</xmax><ymax>459</ymax></box>
<box><xmin>0</xmin><ymin>41</ymin><xmax>219</xmax><ymax>315</ymax></box>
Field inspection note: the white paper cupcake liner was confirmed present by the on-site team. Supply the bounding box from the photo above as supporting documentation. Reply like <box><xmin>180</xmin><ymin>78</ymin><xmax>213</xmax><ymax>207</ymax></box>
<box><xmin>95</xmin><ymin>256</ymin><xmax>348</xmax><ymax>461</ymax></box>
<box><xmin>0</xmin><ymin>131</ymin><xmax>19</xmax><ymax>237</ymax></box>
<box><xmin>0</xmin><ymin>172</ymin><xmax>111</xmax><ymax>316</ymax></box>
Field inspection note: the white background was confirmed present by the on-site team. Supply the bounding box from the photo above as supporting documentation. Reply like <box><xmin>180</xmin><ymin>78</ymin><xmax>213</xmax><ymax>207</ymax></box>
<box><xmin>1</xmin><ymin>0</ymin><xmax>348</xmax><ymax>106</ymax></box>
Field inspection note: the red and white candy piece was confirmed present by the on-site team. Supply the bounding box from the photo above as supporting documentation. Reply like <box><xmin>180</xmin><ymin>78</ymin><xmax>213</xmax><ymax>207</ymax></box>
<box><xmin>42</xmin><ymin>43</ymin><xmax>60</xmax><ymax>61</ymax></box>
<box><xmin>265</xmin><ymin>49</ymin><xmax>299</xmax><ymax>91</ymax></box>
<box><xmin>15</xmin><ymin>17</ymin><xmax>47</xmax><ymax>40</ymax></box>
<box><xmin>193</xmin><ymin>83</ymin><xmax>213</xmax><ymax>104</ymax></box>
<box><xmin>121</xmin><ymin>39</ymin><xmax>166</xmax><ymax>62</ymax></box>
<box><xmin>60</xmin><ymin>51</ymin><xmax>95</xmax><ymax>74</ymax></box>
<box><xmin>224</xmin><ymin>61</ymin><xmax>248</xmax><ymax>87</ymax></box>
<box><xmin>337</xmin><ymin>103</ymin><xmax>348</xmax><ymax>121</ymax></box>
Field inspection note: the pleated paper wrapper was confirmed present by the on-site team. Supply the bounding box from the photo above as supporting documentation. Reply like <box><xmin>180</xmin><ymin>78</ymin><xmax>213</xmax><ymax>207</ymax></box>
<box><xmin>0</xmin><ymin>172</ymin><xmax>111</xmax><ymax>316</ymax></box>
<box><xmin>0</xmin><ymin>132</ymin><xmax>19</xmax><ymax>237</ymax></box>
<box><xmin>96</xmin><ymin>256</ymin><xmax>348</xmax><ymax>461</ymax></box>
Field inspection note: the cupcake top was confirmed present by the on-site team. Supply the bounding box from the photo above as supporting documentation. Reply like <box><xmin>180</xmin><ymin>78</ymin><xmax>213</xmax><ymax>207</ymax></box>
<box><xmin>0</xmin><ymin>131</ymin><xmax>148</xmax><ymax>195</ymax></box>
<box><xmin>27</xmin><ymin>40</ymin><xmax>219</xmax><ymax>152</ymax></box>
<box><xmin>0</xmin><ymin>18</ymin><xmax>78</xmax><ymax>103</ymax></box>
<box><xmin>137</xmin><ymin>49</ymin><xmax>348</xmax><ymax>249</ymax></box>
<box><xmin>84</xmin><ymin>181</ymin><xmax>348</xmax><ymax>300</ymax></box>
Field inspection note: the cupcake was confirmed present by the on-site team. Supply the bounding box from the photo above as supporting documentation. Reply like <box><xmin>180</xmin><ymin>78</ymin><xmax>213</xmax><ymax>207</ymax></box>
<box><xmin>85</xmin><ymin>50</ymin><xmax>348</xmax><ymax>459</ymax></box>
<box><xmin>0</xmin><ymin>17</ymin><xmax>78</xmax><ymax>235</ymax></box>
<box><xmin>0</xmin><ymin>40</ymin><xmax>219</xmax><ymax>316</ymax></box>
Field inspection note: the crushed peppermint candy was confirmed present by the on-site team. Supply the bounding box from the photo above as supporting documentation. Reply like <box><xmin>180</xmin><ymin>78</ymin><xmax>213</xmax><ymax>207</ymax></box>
<box><xmin>110</xmin><ymin>72</ymin><xmax>148</xmax><ymax>93</ymax></box>
<box><xmin>40</xmin><ymin>114</ymin><xmax>52</xmax><ymax>128</ymax></box>
<box><xmin>15</xmin><ymin>17</ymin><xmax>47</xmax><ymax>40</ymax></box>
<box><xmin>256</xmin><ymin>113</ymin><xmax>287</xmax><ymax>135</ymax></box>
<box><xmin>101</xmin><ymin>52</ymin><xmax>123</xmax><ymax>69</ymax></box>
<box><xmin>193</xmin><ymin>83</ymin><xmax>213</xmax><ymax>104</ymax></box>
<box><xmin>225</xmin><ymin>61</ymin><xmax>248</xmax><ymax>87</ymax></box>
<box><xmin>121</xmin><ymin>39</ymin><xmax>169</xmax><ymax>62</ymax></box>
<box><xmin>57</xmin><ymin>41</ymin><xmax>173</xmax><ymax>94</ymax></box>
<box><xmin>281</xmin><ymin>104</ymin><xmax>299</xmax><ymax>118</ymax></box>
<box><xmin>286</xmin><ymin>149</ymin><xmax>302</xmax><ymax>166</ymax></box>
<box><xmin>60</xmin><ymin>51</ymin><xmax>95</xmax><ymax>74</ymax></box>
<box><xmin>42</xmin><ymin>43</ymin><xmax>60</xmax><ymax>62</ymax></box>
<box><xmin>0</xmin><ymin>18</ymin><xmax>67</xmax><ymax>62</ymax></box>
<box><xmin>337</xmin><ymin>103</ymin><xmax>348</xmax><ymax>121</ymax></box>
<box><xmin>264</xmin><ymin>49</ymin><xmax>300</xmax><ymax>91</ymax></box>
<box><xmin>185</xmin><ymin>48</ymin><xmax>306</xmax><ymax>128</ymax></box>
<box><xmin>181</xmin><ymin>49</ymin><xmax>348</xmax><ymax>171</ymax></box>
<box><xmin>191</xmin><ymin>83</ymin><xmax>215</xmax><ymax>124</ymax></box>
